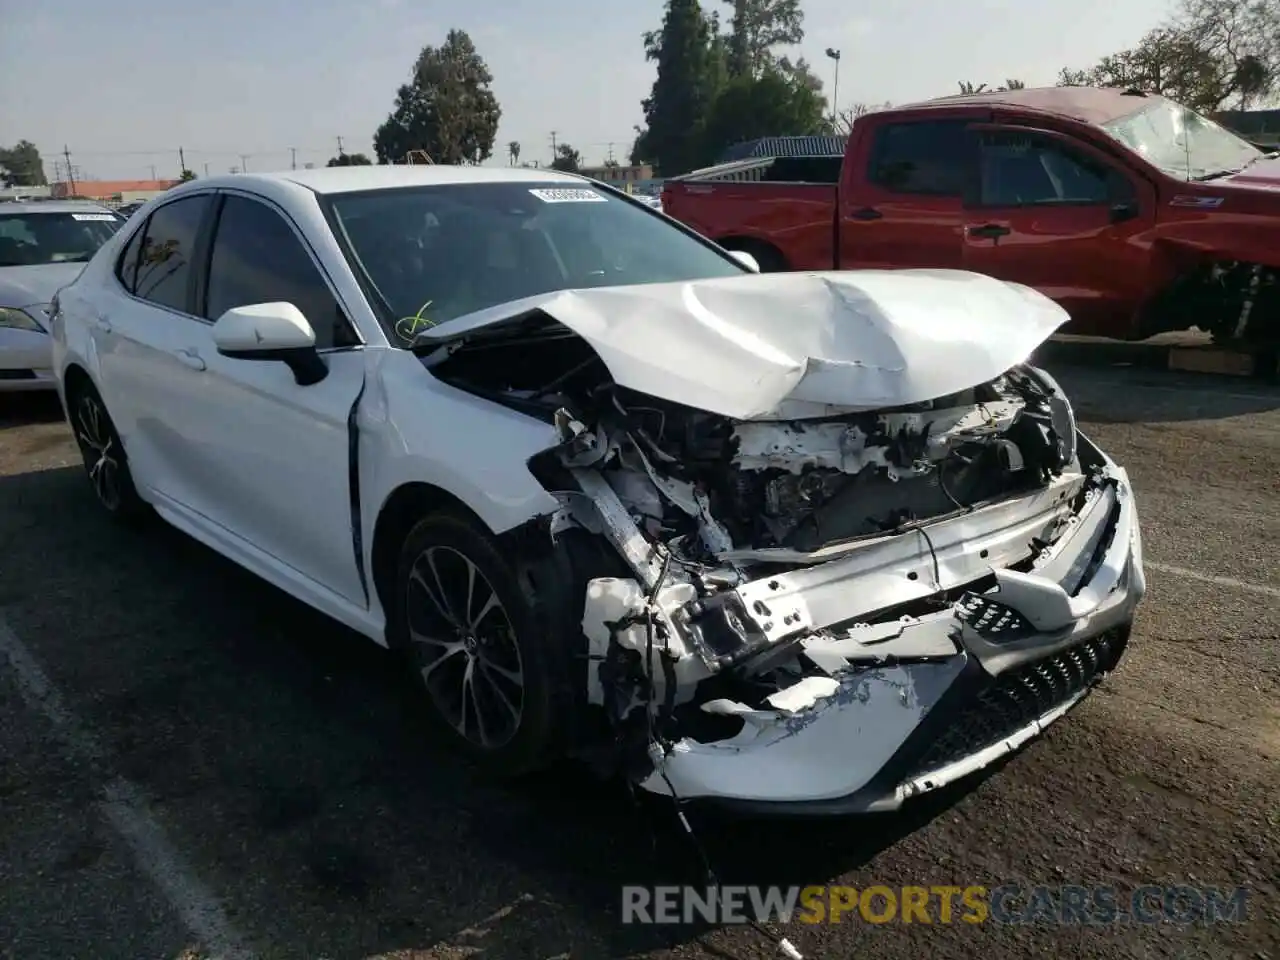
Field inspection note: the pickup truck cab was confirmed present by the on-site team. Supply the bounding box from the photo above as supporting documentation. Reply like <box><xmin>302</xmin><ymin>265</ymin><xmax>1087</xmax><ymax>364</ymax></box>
<box><xmin>662</xmin><ymin>87</ymin><xmax>1280</xmax><ymax>344</ymax></box>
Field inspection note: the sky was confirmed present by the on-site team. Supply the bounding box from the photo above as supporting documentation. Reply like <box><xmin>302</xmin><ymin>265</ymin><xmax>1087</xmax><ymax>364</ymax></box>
<box><xmin>1</xmin><ymin>0</ymin><xmax>1176</xmax><ymax>182</ymax></box>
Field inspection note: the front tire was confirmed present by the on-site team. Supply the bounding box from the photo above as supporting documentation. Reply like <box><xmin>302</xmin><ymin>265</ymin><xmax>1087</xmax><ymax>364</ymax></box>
<box><xmin>390</xmin><ymin>510</ymin><xmax>565</xmax><ymax>776</ymax></box>
<box><xmin>67</xmin><ymin>381</ymin><xmax>147</xmax><ymax>521</ymax></box>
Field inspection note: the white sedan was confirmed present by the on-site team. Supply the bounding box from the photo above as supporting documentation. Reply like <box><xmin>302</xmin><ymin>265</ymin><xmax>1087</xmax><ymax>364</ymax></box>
<box><xmin>50</xmin><ymin>166</ymin><xmax>1145</xmax><ymax>813</ymax></box>
<box><xmin>1</xmin><ymin>201</ymin><xmax>124</xmax><ymax>391</ymax></box>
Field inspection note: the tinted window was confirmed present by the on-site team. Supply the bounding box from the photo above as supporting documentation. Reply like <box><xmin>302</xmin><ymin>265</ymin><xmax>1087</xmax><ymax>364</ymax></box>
<box><xmin>0</xmin><ymin>212</ymin><xmax>122</xmax><ymax>267</ymax></box>
<box><xmin>116</xmin><ymin>224</ymin><xmax>146</xmax><ymax>294</ymax></box>
<box><xmin>204</xmin><ymin>195</ymin><xmax>358</xmax><ymax>349</ymax></box>
<box><xmin>329</xmin><ymin>182</ymin><xmax>746</xmax><ymax>344</ymax></box>
<box><xmin>868</xmin><ymin>121</ymin><xmax>969</xmax><ymax>195</ymax></box>
<box><xmin>134</xmin><ymin>196</ymin><xmax>210</xmax><ymax>312</ymax></box>
<box><xmin>977</xmin><ymin>131</ymin><xmax>1119</xmax><ymax>206</ymax></box>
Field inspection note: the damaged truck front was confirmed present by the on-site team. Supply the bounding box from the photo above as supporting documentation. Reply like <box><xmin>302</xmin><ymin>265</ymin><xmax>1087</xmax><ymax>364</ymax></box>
<box><xmin>417</xmin><ymin>270</ymin><xmax>1146</xmax><ymax>812</ymax></box>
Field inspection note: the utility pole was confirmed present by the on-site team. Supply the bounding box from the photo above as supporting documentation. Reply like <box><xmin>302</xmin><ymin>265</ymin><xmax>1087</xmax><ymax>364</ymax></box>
<box><xmin>607</xmin><ymin>142</ymin><xmax>615</xmax><ymax>164</ymax></box>
<box><xmin>550</xmin><ymin>131</ymin><xmax>557</xmax><ymax>162</ymax></box>
<box><xmin>63</xmin><ymin>146</ymin><xmax>76</xmax><ymax>194</ymax></box>
<box><xmin>240</xmin><ymin>154</ymin><xmax>249</xmax><ymax>172</ymax></box>
<box><xmin>203</xmin><ymin>162</ymin><xmax>210</xmax><ymax>177</ymax></box>
<box><xmin>336</xmin><ymin>136</ymin><xmax>344</xmax><ymax>156</ymax></box>
<box><xmin>178</xmin><ymin>146</ymin><xmax>186</xmax><ymax>173</ymax></box>
<box><xmin>290</xmin><ymin>147</ymin><xmax>297</xmax><ymax>170</ymax></box>
<box><xmin>150</xmin><ymin>164</ymin><xmax>157</xmax><ymax>180</ymax></box>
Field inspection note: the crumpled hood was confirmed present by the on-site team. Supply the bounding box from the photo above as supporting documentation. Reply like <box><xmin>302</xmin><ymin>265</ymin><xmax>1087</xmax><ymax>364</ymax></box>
<box><xmin>0</xmin><ymin>262</ymin><xmax>86</xmax><ymax>311</ymax></box>
<box><xmin>419</xmin><ymin>269</ymin><xmax>1069</xmax><ymax>420</ymax></box>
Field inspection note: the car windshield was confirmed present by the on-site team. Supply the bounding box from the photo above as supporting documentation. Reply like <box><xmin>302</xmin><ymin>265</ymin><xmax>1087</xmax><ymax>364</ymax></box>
<box><xmin>326</xmin><ymin>181</ymin><xmax>747</xmax><ymax>343</ymax></box>
<box><xmin>0</xmin><ymin>211</ymin><xmax>124</xmax><ymax>267</ymax></box>
<box><xmin>1100</xmin><ymin>99</ymin><xmax>1263</xmax><ymax>181</ymax></box>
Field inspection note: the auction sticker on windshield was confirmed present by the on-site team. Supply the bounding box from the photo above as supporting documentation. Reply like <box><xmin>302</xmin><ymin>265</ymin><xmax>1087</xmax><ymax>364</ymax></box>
<box><xmin>529</xmin><ymin>188</ymin><xmax>607</xmax><ymax>203</ymax></box>
<box><xmin>71</xmin><ymin>213</ymin><xmax>119</xmax><ymax>221</ymax></box>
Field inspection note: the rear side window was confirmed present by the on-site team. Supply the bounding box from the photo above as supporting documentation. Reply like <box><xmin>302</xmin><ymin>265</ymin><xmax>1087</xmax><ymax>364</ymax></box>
<box><xmin>203</xmin><ymin>194</ymin><xmax>359</xmax><ymax>349</ymax></box>
<box><xmin>868</xmin><ymin>121</ymin><xmax>970</xmax><ymax>195</ymax></box>
<box><xmin>115</xmin><ymin>225</ymin><xmax>147</xmax><ymax>294</ymax></box>
<box><xmin>133</xmin><ymin>195</ymin><xmax>211</xmax><ymax>312</ymax></box>
<box><xmin>976</xmin><ymin>130</ymin><xmax>1123</xmax><ymax>206</ymax></box>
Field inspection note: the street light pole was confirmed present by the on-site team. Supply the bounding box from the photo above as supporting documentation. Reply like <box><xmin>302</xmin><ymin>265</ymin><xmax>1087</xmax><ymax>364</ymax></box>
<box><xmin>824</xmin><ymin>47</ymin><xmax>842</xmax><ymax>122</ymax></box>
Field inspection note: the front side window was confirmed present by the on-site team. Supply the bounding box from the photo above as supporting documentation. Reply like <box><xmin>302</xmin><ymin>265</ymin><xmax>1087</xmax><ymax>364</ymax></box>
<box><xmin>203</xmin><ymin>195</ymin><xmax>358</xmax><ymax>349</ymax></box>
<box><xmin>867</xmin><ymin>121</ymin><xmax>970</xmax><ymax>195</ymax></box>
<box><xmin>133</xmin><ymin>195</ymin><xmax>211</xmax><ymax>312</ymax></box>
<box><xmin>1101</xmin><ymin>99</ymin><xmax>1262</xmax><ymax>181</ymax></box>
<box><xmin>0</xmin><ymin>211</ymin><xmax>122</xmax><ymax>267</ymax></box>
<box><xmin>976</xmin><ymin>130</ymin><xmax>1123</xmax><ymax>206</ymax></box>
<box><xmin>326</xmin><ymin>182</ymin><xmax>747</xmax><ymax>343</ymax></box>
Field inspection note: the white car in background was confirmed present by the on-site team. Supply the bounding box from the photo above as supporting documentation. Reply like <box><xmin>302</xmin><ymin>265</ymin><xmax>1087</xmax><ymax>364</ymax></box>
<box><xmin>0</xmin><ymin>202</ymin><xmax>123</xmax><ymax>391</ymax></box>
<box><xmin>49</xmin><ymin>166</ymin><xmax>1144</xmax><ymax>813</ymax></box>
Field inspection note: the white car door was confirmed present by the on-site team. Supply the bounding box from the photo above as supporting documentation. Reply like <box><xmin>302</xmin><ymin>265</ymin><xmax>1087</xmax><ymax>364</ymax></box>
<box><xmin>92</xmin><ymin>192</ymin><xmax>220</xmax><ymax>505</ymax></box>
<box><xmin>167</xmin><ymin>191</ymin><xmax>368</xmax><ymax>606</ymax></box>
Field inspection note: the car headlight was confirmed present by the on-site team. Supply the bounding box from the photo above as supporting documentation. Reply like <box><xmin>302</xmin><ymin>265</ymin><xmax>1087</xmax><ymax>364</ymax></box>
<box><xmin>0</xmin><ymin>306</ymin><xmax>45</xmax><ymax>333</ymax></box>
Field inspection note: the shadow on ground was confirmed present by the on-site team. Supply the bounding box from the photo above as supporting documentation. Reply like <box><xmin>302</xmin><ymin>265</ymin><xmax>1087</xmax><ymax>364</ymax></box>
<box><xmin>0</xmin><ymin>464</ymin><xmax>994</xmax><ymax>959</ymax></box>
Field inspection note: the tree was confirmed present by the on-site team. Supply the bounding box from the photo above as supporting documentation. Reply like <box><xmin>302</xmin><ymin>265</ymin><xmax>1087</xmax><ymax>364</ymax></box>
<box><xmin>327</xmin><ymin>152</ymin><xmax>373</xmax><ymax>166</ymax></box>
<box><xmin>631</xmin><ymin>0</ymin><xmax>725</xmax><ymax>174</ymax></box>
<box><xmin>179</xmin><ymin>169</ymin><xmax>197</xmax><ymax>181</ymax></box>
<box><xmin>0</xmin><ymin>141</ymin><xmax>47</xmax><ymax>187</ymax></box>
<box><xmin>702</xmin><ymin>66</ymin><xmax>828</xmax><ymax>158</ymax></box>
<box><xmin>832</xmin><ymin>101</ymin><xmax>893</xmax><ymax>135</ymax></box>
<box><xmin>508</xmin><ymin>141</ymin><xmax>521</xmax><ymax>165</ymax></box>
<box><xmin>723</xmin><ymin>0</ymin><xmax>803</xmax><ymax>78</ymax></box>
<box><xmin>958</xmin><ymin>79</ymin><xmax>1026</xmax><ymax>94</ymax></box>
<box><xmin>1058</xmin><ymin>0</ymin><xmax>1278</xmax><ymax>112</ymax></box>
<box><xmin>550</xmin><ymin>143</ymin><xmax>582</xmax><ymax>172</ymax></box>
<box><xmin>373</xmin><ymin>29</ymin><xmax>501</xmax><ymax>166</ymax></box>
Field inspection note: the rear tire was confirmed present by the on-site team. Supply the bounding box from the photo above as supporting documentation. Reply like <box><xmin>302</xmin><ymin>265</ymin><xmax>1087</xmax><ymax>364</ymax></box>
<box><xmin>67</xmin><ymin>381</ymin><xmax>148</xmax><ymax>522</ymax></box>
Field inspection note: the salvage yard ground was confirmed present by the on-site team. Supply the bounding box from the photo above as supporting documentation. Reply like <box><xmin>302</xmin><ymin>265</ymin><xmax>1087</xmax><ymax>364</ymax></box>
<box><xmin>0</xmin><ymin>359</ymin><xmax>1277</xmax><ymax>960</ymax></box>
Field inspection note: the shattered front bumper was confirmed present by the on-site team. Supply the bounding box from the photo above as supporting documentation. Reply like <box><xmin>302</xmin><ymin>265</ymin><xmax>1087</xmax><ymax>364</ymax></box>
<box><xmin>637</xmin><ymin>436</ymin><xmax>1146</xmax><ymax>814</ymax></box>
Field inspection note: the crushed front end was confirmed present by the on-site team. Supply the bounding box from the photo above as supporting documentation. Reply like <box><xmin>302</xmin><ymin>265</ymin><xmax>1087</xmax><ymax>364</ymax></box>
<box><xmin>533</xmin><ymin>366</ymin><xmax>1144</xmax><ymax>812</ymax></box>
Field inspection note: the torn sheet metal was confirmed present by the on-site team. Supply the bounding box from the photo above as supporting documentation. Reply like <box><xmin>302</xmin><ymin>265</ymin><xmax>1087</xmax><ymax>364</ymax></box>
<box><xmin>415</xmin><ymin>270</ymin><xmax>1069</xmax><ymax>420</ymax></box>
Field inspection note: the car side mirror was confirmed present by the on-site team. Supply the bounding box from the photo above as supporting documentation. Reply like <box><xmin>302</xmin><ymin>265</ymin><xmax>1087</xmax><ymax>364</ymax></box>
<box><xmin>728</xmin><ymin>249</ymin><xmax>761</xmax><ymax>273</ymax></box>
<box><xmin>211</xmin><ymin>302</ymin><xmax>328</xmax><ymax>385</ymax></box>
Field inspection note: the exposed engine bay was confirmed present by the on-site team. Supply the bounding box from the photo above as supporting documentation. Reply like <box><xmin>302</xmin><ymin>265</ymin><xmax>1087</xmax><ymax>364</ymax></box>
<box><xmin>426</xmin><ymin>314</ymin><xmax>1084</xmax><ymax>714</ymax></box>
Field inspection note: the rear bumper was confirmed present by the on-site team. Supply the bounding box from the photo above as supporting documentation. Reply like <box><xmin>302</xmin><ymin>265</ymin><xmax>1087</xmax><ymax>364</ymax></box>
<box><xmin>637</xmin><ymin>436</ymin><xmax>1145</xmax><ymax>813</ymax></box>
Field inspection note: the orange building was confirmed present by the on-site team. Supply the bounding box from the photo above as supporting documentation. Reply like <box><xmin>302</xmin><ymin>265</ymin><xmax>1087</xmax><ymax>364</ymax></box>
<box><xmin>50</xmin><ymin>179</ymin><xmax>181</xmax><ymax>201</ymax></box>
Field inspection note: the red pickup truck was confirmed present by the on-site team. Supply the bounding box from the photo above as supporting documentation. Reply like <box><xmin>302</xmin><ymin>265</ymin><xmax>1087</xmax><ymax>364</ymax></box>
<box><xmin>662</xmin><ymin>87</ymin><xmax>1280</xmax><ymax>344</ymax></box>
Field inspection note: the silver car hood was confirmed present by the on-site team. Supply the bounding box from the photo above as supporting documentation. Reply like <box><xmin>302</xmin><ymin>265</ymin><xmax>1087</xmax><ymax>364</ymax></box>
<box><xmin>418</xmin><ymin>269</ymin><xmax>1069</xmax><ymax>420</ymax></box>
<box><xmin>0</xmin><ymin>262</ymin><xmax>86</xmax><ymax>310</ymax></box>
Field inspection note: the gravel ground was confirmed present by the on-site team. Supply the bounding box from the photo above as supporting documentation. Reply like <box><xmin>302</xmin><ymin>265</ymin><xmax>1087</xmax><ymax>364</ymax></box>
<box><xmin>0</xmin><ymin>360</ymin><xmax>1276</xmax><ymax>960</ymax></box>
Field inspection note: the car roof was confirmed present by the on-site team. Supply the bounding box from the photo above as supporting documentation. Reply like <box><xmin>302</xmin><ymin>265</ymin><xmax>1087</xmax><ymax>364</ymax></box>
<box><xmin>0</xmin><ymin>201</ymin><xmax>120</xmax><ymax>215</ymax></box>
<box><xmin>189</xmin><ymin>165</ymin><xmax>590</xmax><ymax>197</ymax></box>
<box><xmin>901</xmin><ymin>86</ymin><xmax>1163</xmax><ymax>126</ymax></box>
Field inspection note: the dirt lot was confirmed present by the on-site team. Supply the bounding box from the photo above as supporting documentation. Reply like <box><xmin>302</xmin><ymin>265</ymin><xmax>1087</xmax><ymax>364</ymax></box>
<box><xmin>0</xmin><ymin>361</ymin><xmax>1276</xmax><ymax>960</ymax></box>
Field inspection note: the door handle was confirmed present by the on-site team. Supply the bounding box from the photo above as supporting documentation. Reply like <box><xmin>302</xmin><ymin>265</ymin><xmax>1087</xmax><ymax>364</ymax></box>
<box><xmin>173</xmin><ymin>348</ymin><xmax>206</xmax><ymax>371</ymax></box>
<box><xmin>849</xmin><ymin>206</ymin><xmax>883</xmax><ymax>221</ymax></box>
<box><xmin>968</xmin><ymin>223</ymin><xmax>1011</xmax><ymax>239</ymax></box>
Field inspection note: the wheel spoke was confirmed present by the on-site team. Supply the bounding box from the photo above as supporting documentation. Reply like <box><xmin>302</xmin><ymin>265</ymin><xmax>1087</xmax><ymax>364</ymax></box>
<box><xmin>404</xmin><ymin>543</ymin><xmax>526</xmax><ymax>751</ymax></box>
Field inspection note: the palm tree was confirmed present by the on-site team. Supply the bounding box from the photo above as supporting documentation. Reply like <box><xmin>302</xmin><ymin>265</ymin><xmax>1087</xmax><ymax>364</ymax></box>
<box><xmin>508</xmin><ymin>141</ymin><xmax>521</xmax><ymax>166</ymax></box>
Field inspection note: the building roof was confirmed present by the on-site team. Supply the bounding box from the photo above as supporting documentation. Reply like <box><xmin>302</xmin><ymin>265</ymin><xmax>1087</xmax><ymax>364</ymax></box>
<box><xmin>202</xmin><ymin>164</ymin><xmax>587</xmax><ymax>196</ymax></box>
<box><xmin>53</xmin><ymin>179</ymin><xmax>181</xmax><ymax>196</ymax></box>
<box><xmin>0</xmin><ymin>200</ymin><xmax>118</xmax><ymax>215</ymax></box>
<box><xmin>1216</xmin><ymin>109</ymin><xmax>1280</xmax><ymax>136</ymax></box>
<box><xmin>902</xmin><ymin>86</ymin><xmax>1160</xmax><ymax>125</ymax></box>
<box><xmin>719</xmin><ymin>135</ymin><xmax>848</xmax><ymax>162</ymax></box>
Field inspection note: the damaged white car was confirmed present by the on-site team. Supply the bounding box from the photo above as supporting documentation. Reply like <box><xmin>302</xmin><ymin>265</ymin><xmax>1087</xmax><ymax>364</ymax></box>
<box><xmin>50</xmin><ymin>167</ymin><xmax>1145</xmax><ymax>813</ymax></box>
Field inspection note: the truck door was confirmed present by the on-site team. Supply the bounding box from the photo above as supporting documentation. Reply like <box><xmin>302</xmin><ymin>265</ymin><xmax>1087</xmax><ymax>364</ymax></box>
<box><xmin>961</xmin><ymin>124</ymin><xmax>1157</xmax><ymax>336</ymax></box>
<box><xmin>839</xmin><ymin>118</ymin><xmax>970</xmax><ymax>270</ymax></box>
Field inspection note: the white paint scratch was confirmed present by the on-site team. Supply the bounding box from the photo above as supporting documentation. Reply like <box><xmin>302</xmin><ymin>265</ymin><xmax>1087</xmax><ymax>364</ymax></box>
<box><xmin>1147</xmin><ymin>562</ymin><xmax>1280</xmax><ymax>600</ymax></box>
